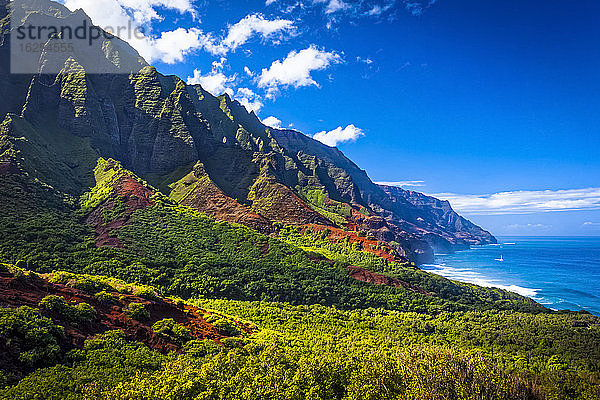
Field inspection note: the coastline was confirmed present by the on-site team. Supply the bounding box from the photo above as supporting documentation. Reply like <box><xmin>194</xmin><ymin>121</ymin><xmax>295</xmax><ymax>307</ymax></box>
<box><xmin>421</xmin><ymin>261</ymin><xmax>541</xmax><ymax>299</ymax></box>
<box><xmin>422</xmin><ymin>237</ymin><xmax>600</xmax><ymax>316</ymax></box>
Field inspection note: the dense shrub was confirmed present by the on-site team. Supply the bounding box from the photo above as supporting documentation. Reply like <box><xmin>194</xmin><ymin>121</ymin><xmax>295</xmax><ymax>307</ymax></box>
<box><xmin>0</xmin><ymin>330</ymin><xmax>165</xmax><ymax>400</ymax></box>
<box><xmin>38</xmin><ymin>295</ymin><xmax>95</xmax><ymax>323</ymax></box>
<box><xmin>48</xmin><ymin>271</ymin><xmax>111</xmax><ymax>294</ymax></box>
<box><xmin>0</xmin><ymin>307</ymin><xmax>64</xmax><ymax>373</ymax></box>
<box><xmin>205</xmin><ymin>315</ymin><xmax>242</xmax><ymax>336</ymax></box>
<box><xmin>134</xmin><ymin>287</ymin><xmax>159</xmax><ymax>301</ymax></box>
<box><xmin>124</xmin><ymin>302</ymin><xmax>150</xmax><ymax>321</ymax></box>
<box><xmin>94</xmin><ymin>290</ymin><xmax>118</xmax><ymax>304</ymax></box>
<box><xmin>152</xmin><ymin>318</ymin><xmax>192</xmax><ymax>345</ymax></box>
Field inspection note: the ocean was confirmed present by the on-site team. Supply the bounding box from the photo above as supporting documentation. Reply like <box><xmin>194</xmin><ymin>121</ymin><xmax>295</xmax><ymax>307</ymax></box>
<box><xmin>422</xmin><ymin>237</ymin><xmax>600</xmax><ymax>316</ymax></box>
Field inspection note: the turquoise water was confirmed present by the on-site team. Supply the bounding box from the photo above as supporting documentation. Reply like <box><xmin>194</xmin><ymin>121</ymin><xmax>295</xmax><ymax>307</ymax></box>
<box><xmin>422</xmin><ymin>237</ymin><xmax>600</xmax><ymax>316</ymax></box>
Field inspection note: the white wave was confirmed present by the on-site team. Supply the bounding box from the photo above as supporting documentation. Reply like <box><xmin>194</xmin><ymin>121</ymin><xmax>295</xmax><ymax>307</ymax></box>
<box><xmin>422</xmin><ymin>264</ymin><xmax>540</xmax><ymax>299</ymax></box>
<box><xmin>535</xmin><ymin>296</ymin><xmax>555</xmax><ymax>305</ymax></box>
<box><xmin>498</xmin><ymin>285</ymin><xmax>539</xmax><ymax>298</ymax></box>
<box><xmin>503</xmin><ymin>243</ymin><xmax>516</xmax><ymax>245</ymax></box>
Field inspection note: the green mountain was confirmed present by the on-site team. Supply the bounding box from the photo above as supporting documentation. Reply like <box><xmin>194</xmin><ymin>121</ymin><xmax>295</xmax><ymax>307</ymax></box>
<box><xmin>1</xmin><ymin>1</ymin><xmax>599</xmax><ymax>399</ymax></box>
<box><xmin>1</xmin><ymin>0</ymin><xmax>495</xmax><ymax>264</ymax></box>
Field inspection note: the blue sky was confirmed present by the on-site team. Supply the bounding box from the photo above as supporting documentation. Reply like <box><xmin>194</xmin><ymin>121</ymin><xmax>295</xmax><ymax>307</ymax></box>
<box><xmin>59</xmin><ymin>0</ymin><xmax>600</xmax><ymax>236</ymax></box>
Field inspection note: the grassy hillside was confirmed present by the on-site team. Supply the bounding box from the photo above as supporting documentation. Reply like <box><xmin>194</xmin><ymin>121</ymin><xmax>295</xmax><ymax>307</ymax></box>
<box><xmin>0</xmin><ymin>159</ymin><xmax>598</xmax><ymax>398</ymax></box>
<box><xmin>1</xmin><ymin>268</ymin><xmax>598</xmax><ymax>399</ymax></box>
<box><xmin>0</xmin><ymin>158</ymin><xmax>542</xmax><ymax>314</ymax></box>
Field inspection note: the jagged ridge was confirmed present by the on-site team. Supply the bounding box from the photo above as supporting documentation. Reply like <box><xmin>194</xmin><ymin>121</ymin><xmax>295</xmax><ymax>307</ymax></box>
<box><xmin>1</xmin><ymin>0</ymin><xmax>494</xmax><ymax>266</ymax></box>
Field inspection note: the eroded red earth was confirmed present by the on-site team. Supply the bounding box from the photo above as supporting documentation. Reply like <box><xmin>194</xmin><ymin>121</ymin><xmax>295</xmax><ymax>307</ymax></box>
<box><xmin>302</xmin><ymin>223</ymin><xmax>408</xmax><ymax>263</ymax></box>
<box><xmin>347</xmin><ymin>265</ymin><xmax>431</xmax><ymax>296</ymax></box>
<box><xmin>85</xmin><ymin>174</ymin><xmax>156</xmax><ymax>248</ymax></box>
<box><xmin>0</xmin><ymin>270</ymin><xmax>251</xmax><ymax>353</ymax></box>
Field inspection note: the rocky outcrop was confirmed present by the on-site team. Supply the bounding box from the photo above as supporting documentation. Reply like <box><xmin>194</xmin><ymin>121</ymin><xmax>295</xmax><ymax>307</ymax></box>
<box><xmin>380</xmin><ymin>185</ymin><xmax>497</xmax><ymax>248</ymax></box>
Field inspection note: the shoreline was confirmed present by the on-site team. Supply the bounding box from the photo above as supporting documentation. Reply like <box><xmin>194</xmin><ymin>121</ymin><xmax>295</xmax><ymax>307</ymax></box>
<box><xmin>424</xmin><ymin>238</ymin><xmax>600</xmax><ymax>316</ymax></box>
<box><xmin>421</xmin><ymin>262</ymin><xmax>541</xmax><ymax>299</ymax></box>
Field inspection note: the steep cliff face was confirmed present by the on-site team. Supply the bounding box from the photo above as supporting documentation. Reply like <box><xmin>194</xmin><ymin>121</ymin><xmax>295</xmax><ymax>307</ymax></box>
<box><xmin>0</xmin><ymin>0</ymin><xmax>496</xmax><ymax>264</ymax></box>
<box><xmin>380</xmin><ymin>185</ymin><xmax>497</xmax><ymax>249</ymax></box>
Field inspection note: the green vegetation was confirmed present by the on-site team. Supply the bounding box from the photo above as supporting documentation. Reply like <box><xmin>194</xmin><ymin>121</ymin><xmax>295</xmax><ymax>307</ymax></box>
<box><xmin>94</xmin><ymin>290</ymin><xmax>118</xmax><ymax>304</ymax></box>
<box><xmin>38</xmin><ymin>295</ymin><xmax>96</xmax><ymax>323</ymax></box>
<box><xmin>0</xmin><ymin>330</ymin><xmax>165</xmax><ymax>399</ymax></box>
<box><xmin>204</xmin><ymin>315</ymin><xmax>243</xmax><ymax>337</ymax></box>
<box><xmin>152</xmin><ymin>319</ymin><xmax>192</xmax><ymax>345</ymax></box>
<box><xmin>79</xmin><ymin>157</ymin><xmax>146</xmax><ymax>212</ymax></box>
<box><xmin>124</xmin><ymin>302</ymin><xmax>150</xmax><ymax>321</ymax></box>
<box><xmin>0</xmin><ymin>158</ymin><xmax>597</xmax><ymax>398</ymax></box>
<box><xmin>297</xmin><ymin>186</ymin><xmax>353</xmax><ymax>226</ymax></box>
<box><xmin>1</xmin><ymin>297</ymin><xmax>598</xmax><ymax>399</ymax></box>
<box><xmin>0</xmin><ymin>306</ymin><xmax>64</xmax><ymax>375</ymax></box>
<box><xmin>48</xmin><ymin>270</ymin><xmax>112</xmax><ymax>293</ymax></box>
<box><xmin>276</xmin><ymin>225</ymin><xmax>543</xmax><ymax>311</ymax></box>
<box><xmin>0</xmin><ymin>156</ymin><xmax>539</xmax><ymax>314</ymax></box>
<box><xmin>199</xmin><ymin>300</ymin><xmax>600</xmax><ymax>375</ymax></box>
<box><xmin>278</xmin><ymin>223</ymin><xmax>402</xmax><ymax>266</ymax></box>
<box><xmin>47</xmin><ymin>270</ymin><xmax>159</xmax><ymax>298</ymax></box>
<box><xmin>2</xmin><ymin>5</ymin><xmax>598</xmax><ymax>396</ymax></box>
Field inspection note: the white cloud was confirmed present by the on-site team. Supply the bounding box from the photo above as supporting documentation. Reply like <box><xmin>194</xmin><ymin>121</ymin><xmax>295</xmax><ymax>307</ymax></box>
<box><xmin>258</xmin><ymin>45</ymin><xmax>342</xmax><ymax>97</ymax></box>
<box><xmin>404</xmin><ymin>0</ymin><xmax>438</xmax><ymax>16</ymax></box>
<box><xmin>223</xmin><ymin>14</ymin><xmax>294</xmax><ymax>51</ymax></box>
<box><xmin>432</xmin><ymin>188</ymin><xmax>600</xmax><ymax>216</ymax></box>
<box><xmin>59</xmin><ymin>2</ymin><xmax>294</xmax><ymax>64</ymax></box>
<box><xmin>325</xmin><ymin>0</ymin><xmax>350</xmax><ymax>14</ymax></box>
<box><xmin>187</xmin><ymin>69</ymin><xmax>236</xmax><ymax>95</ymax></box>
<box><xmin>262</xmin><ymin>116</ymin><xmax>283</xmax><ymax>128</ymax></box>
<box><xmin>244</xmin><ymin>66</ymin><xmax>255</xmax><ymax>77</ymax></box>
<box><xmin>583</xmin><ymin>222</ymin><xmax>600</xmax><ymax>228</ymax></box>
<box><xmin>313</xmin><ymin>0</ymin><xmax>350</xmax><ymax>14</ymax></box>
<box><xmin>376</xmin><ymin>181</ymin><xmax>426</xmax><ymax>188</ymax></box>
<box><xmin>150</xmin><ymin>28</ymin><xmax>208</xmax><ymax>64</ymax></box>
<box><xmin>118</xmin><ymin>0</ymin><xmax>197</xmax><ymax>23</ymax></box>
<box><xmin>63</xmin><ymin>0</ymin><xmax>196</xmax><ymax>25</ymax></box>
<box><xmin>313</xmin><ymin>124</ymin><xmax>364</xmax><ymax>147</ymax></box>
<box><xmin>234</xmin><ymin>87</ymin><xmax>263</xmax><ymax>113</ymax></box>
<box><xmin>60</xmin><ymin>0</ymin><xmax>220</xmax><ymax>63</ymax></box>
<box><xmin>186</xmin><ymin>55</ymin><xmax>238</xmax><ymax>96</ymax></box>
<box><xmin>365</xmin><ymin>2</ymin><xmax>394</xmax><ymax>16</ymax></box>
<box><xmin>504</xmin><ymin>223</ymin><xmax>552</xmax><ymax>231</ymax></box>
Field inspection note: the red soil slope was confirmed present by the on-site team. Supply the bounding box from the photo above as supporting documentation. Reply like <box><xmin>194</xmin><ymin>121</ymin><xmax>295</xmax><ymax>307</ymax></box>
<box><xmin>176</xmin><ymin>163</ymin><xmax>274</xmax><ymax>234</ymax></box>
<box><xmin>0</xmin><ymin>270</ymin><xmax>250</xmax><ymax>353</ymax></box>
<box><xmin>347</xmin><ymin>266</ymin><xmax>431</xmax><ymax>296</ymax></box>
<box><xmin>302</xmin><ymin>223</ymin><xmax>409</xmax><ymax>263</ymax></box>
<box><xmin>85</xmin><ymin>174</ymin><xmax>156</xmax><ymax>248</ymax></box>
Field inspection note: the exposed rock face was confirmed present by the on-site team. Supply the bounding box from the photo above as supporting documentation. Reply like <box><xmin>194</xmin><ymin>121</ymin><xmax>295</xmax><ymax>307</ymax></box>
<box><xmin>380</xmin><ymin>185</ymin><xmax>497</xmax><ymax>248</ymax></box>
<box><xmin>0</xmin><ymin>0</ymin><xmax>497</xmax><ymax>264</ymax></box>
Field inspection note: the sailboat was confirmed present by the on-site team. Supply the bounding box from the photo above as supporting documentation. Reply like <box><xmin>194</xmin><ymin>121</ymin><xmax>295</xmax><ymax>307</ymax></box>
<box><xmin>495</xmin><ymin>254</ymin><xmax>504</xmax><ymax>262</ymax></box>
